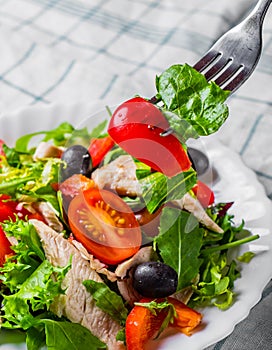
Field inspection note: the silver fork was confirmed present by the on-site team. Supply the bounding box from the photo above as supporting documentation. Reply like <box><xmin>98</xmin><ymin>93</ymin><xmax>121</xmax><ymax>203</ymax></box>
<box><xmin>193</xmin><ymin>0</ymin><xmax>272</xmax><ymax>93</ymax></box>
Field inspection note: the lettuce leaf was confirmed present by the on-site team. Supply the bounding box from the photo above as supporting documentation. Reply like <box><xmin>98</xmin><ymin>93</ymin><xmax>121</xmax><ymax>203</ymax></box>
<box><xmin>0</xmin><ymin>219</ymin><xmax>45</xmax><ymax>291</ymax></box>
<box><xmin>0</xmin><ymin>153</ymin><xmax>61</xmax><ymax>213</ymax></box>
<box><xmin>1</xmin><ymin>259</ymin><xmax>70</xmax><ymax>330</ymax></box>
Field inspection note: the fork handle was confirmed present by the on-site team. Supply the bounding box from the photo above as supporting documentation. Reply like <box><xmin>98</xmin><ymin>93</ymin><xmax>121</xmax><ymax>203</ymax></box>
<box><xmin>243</xmin><ymin>0</ymin><xmax>272</xmax><ymax>32</ymax></box>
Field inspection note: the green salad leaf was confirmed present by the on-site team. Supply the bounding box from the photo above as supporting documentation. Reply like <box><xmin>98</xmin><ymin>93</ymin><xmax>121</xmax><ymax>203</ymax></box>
<box><xmin>15</xmin><ymin>122</ymin><xmax>75</xmax><ymax>153</ymax></box>
<box><xmin>41</xmin><ymin>319</ymin><xmax>106</xmax><ymax>350</ymax></box>
<box><xmin>1</xmin><ymin>259</ymin><xmax>70</xmax><ymax>330</ymax></box>
<box><xmin>155</xmin><ymin>64</ymin><xmax>230</xmax><ymax>138</ymax></box>
<box><xmin>138</xmin><ymin>167</ymin><xmax>197</xmax><ymax>213</ymax></box>
<box><xmin>154</xmin><ymin>207</ymin><xmax>203</xmax><ymax>290</ymax></box>
<box><xmin>188</xmin><ymin>202</ymin><xmax>259</xmax><ymax>310</ymax></box>
<box><xmin>83</xmin><ymin>280</ymin><xmax>128</xmax><ymax>325</ymax></box>
<box><xmin>0</xmin><ymin>151</ymin><xmax>62</xmax><ymax>213</ymax></box>
<box><xmin>0</xmin><ymin>219</ymin><xmax>45</xmax><ymax>291</ymax></box>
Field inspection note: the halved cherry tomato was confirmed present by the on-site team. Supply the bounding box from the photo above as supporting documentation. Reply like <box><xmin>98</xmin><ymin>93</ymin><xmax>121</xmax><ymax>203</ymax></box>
<box><xmin>192</xmin><ymin>180</ymin><xmax>215</xmax><ymax>208</ymax></box>
<box><xmin>108</xmin><ymin>97</ymin><xmax>191</xmax><ymax>177</ymax></box>
<box><xmin>68</xmin><ymin>188</ymin><xmax>142</xmax><ymax>265</ymax></box>
<box><xmin>0</xmin><ymin>225</ymin><xmax>14</xmax><ymax>267</ymax></box>
<box><xmin>88</xmin><ymin>135</ymin><xmax>115</xmax><ymax>168</ymax></box>
<box><xmin>167</xmin><ymin>297</ymin><xmax>202</xmax><ymax>336</ymax></box>
<box><xmin>126</xmin><ymin>298</ymin><xmax>167</xmax><ymax>350</ymax></box>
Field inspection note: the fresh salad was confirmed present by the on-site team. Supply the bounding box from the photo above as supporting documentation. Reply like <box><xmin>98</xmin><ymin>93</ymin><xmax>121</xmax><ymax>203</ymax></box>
<box><xmin>0</xmin><ymin>64</ymin><xmax>259</xmax><ymax>350</ymax></box>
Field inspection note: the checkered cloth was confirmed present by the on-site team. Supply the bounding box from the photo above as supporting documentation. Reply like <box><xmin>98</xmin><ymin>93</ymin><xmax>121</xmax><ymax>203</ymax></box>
<box><xmin>0</xmin><ymin>1</ymin><xmax>272</xmax><ymax>349</ymax></box>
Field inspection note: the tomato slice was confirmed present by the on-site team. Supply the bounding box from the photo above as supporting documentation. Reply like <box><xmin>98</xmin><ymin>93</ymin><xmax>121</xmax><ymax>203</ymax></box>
<box><xmin>88</xmin><ymin>135</ymin><xmax>115</xmax><ymax>168</ymax></box>
<box><xmin>108</xmin><ymin>97</ymin><xmax>191</xmax><ymax>177</ymax></box>
<box><xmin>192</xmin><ymin>180</ymin><xmax>215</xmax><ymax>208</ymax></box>
<box><xmin>0</xmin><ymin>225</ymin><xmax>14</xmax><ymax>267</ymax></box>
<box><xmin>68</xmin><ymin>188</ymin><xmax>142</xmax><ymax>265</ymax></box>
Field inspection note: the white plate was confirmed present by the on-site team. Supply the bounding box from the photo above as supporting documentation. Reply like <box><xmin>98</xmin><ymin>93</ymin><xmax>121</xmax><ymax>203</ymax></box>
<box><xmin>0</xmin><ymin>103</ymin><xmax>272</xmax><ymax>350</ymax></box>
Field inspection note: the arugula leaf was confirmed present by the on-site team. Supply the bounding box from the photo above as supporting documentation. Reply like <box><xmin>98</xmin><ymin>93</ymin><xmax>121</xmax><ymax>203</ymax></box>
<box><xmin>154</xmin><ymin>207</ymin><xmax>203</xmax><ymax>290</ymax></box>
<box><xmin>0</xmin><ymin>329</ymin><xmax>26</xmax><ymax>345</ymax></box>
<box><xmin>190</xmin><ymin>253</ymin><xmax>238</xmax><ymax>310</ymax></box>
<box><xmin>156</xmin><ymin>64</ymin><xmax>230</xmax><ymax>137</ymax></box>
<box><xmin>83</xmin><ymin>280</ymin><xmax>128</xmax><ymax>325</ymax></box>
<box><xmin>138</xmin><ymin>168</ymin><xmax>197</xmax><ymax>213</ymax></box>
<box><xmin>26</xmin><ymin>326</ymin><xmax>46</xmax><ymax>350</ymax></box>
<box><xmin>2</xmin><ymin>144</ymin><xmax>20</xmax><ymax>167</ymax></box>
<box><xmin>103</xmin><ymin>146</ymin><xmax>128</xmax><ymax>165</ymax></box>
<box><xmin>41</xmin><ymin>319</ymin><xmax>106</xmax><ymax>350</ymax></box>
<box><xmin>188</xmin><ymin>202</ymin><xmax>259</xmax><ymax>310</ymax></box>
<box><xmin>237</xmin><ymin>251</ymin><xmax>255</xmax><ymax>263</ymax></box>
<box><xmin>15</xmin><ymin>122</ymin><xmax>75</xmax><ymax>153</ymax></box>
<box><xmin>89</xmin><ymin>119</ymin><xmax>108</xmax><ymax>139</ymax></box>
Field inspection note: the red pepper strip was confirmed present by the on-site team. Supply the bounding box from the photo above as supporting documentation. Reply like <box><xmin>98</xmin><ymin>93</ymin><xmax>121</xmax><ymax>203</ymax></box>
<box><xmin>88</xmin><ymin>135</ymin><xmax>115</xmax><ymax>168</ymax></box>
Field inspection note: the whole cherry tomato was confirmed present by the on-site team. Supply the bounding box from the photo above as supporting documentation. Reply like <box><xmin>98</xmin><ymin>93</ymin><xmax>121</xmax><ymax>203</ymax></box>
<box><xmin>68</xmin><ymin>188</ymin><xmax>142</xmax><ymax>265</ymax></box>
<box><xmin>192</xmin><ymin>180</ymin><xmax>215</xmax><ymax>208</ymax></box>
<box><xmin>108</xmin><ymin>97</ymin><xmax>191</xmax><ymax>177</ymax></box>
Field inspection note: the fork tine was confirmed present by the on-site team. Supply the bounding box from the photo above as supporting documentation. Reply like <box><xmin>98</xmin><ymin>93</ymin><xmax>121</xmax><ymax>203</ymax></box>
<box><xmin>214</xmin><ymin>62</ymin><xmax>243</xmax><ymax>87</ymax></box>
<box><xmin>203</xmin><ymin>55</ymin><xmax>230</xmax><ymax>81</ymax></box>
<box><xmin>193</xmin><ymin>50</ymin><xmax>219</xmax><ymax>72</ymax></box>
<box><xmin>222</xmin><ymin>68</ymin><xmax>249</xmax><ymax>92</ymax></box>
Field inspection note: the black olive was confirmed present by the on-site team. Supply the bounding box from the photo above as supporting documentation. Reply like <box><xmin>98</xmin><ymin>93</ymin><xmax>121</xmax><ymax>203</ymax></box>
<box><xmin>60</xmin><ymin>145</ymin><xmax>92</xmax><ymax>181</ymax></box>
<box><xmin>133</xmin><ymin>261</ymin><xmax>178</xmax><ymax>298</ymax></box>
<box><xmin>187</xmin><ymin>147</ymin><xmax>209</xmax><ymax>176</ymax></box>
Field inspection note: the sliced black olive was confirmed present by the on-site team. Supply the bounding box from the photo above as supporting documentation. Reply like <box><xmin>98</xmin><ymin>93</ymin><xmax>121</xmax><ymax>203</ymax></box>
<box><xmin>133</xmin><ymin>261</ymin><xmax>178</xmax><ymax>298</ymax></box>
<box><xmin>60</xmin><ymin>145</ymin><xmax>92</xmax><ymax>182</ymax></box>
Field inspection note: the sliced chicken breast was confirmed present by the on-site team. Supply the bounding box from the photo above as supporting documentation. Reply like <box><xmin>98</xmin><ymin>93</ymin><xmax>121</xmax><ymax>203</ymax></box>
<box><xmin>30</xmin><ymin>219</ymin><xmax>125</xmax><ymax>350</ymax></box>
<box><xmin>92</xmin><ymin>155</ymin><xmax>142</xmax><ymax>197</ymax></box>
